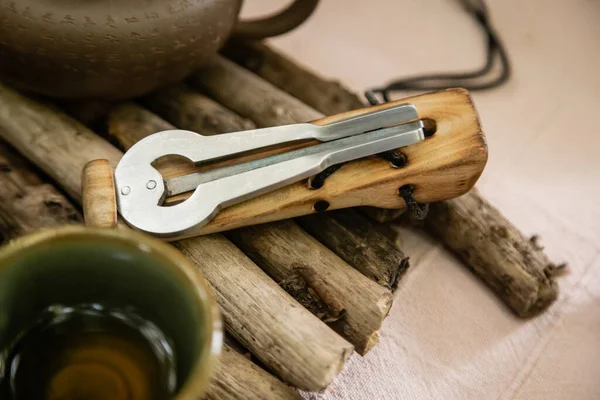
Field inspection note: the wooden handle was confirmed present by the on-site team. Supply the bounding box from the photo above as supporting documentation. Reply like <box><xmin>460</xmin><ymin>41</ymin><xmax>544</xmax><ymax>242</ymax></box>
<box><xmin>82</xmin><ymin>159</ymin><xmax>118</xmax><ymax>229</ymax></box>
<box><xmin>158</xmin><ymin>88</ymin><xmax>487</xmax><ymax>236</ymax></box>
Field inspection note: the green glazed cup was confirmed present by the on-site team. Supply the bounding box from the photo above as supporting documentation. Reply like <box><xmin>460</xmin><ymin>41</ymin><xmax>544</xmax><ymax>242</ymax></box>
<box><xmin>0</xmin><ymin>226</ymin><xmax>222</xmax><ymax>400</ymax></box>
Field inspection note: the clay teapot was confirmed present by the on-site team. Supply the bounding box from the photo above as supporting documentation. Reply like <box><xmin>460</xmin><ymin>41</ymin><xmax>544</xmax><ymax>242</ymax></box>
<box><xmin>0</xmin><ymin>0</ymin><xmax>318</xmax><ymax>100</ymax></box>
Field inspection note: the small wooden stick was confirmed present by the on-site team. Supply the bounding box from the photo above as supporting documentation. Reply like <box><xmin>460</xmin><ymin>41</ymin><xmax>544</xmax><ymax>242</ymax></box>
<box><xmin>0</xmin><ymin>83</ymin><xmax>353</xmax><ymax>391</ymax></box>
<box><xmin>227</xmin><ymin>220</ymin><xmax>393</xmax><ymax>355</ymax></box>
<box><xmin>297</xmin><ymin>209</ymin><xmax>408</xmax><ymax>292</ymax></box>
<box><xmin>0</xmin><ymin>140</ymin><xmax>82</xmax><ymax>242</ymax></box>
<box><xmin>82</xmin><ymin>159</ymin><xmax>117</xmax><ymax>228</ymax></box>
<box><xmin>413</xmin><ymin>190</ymin><xmax>559</xmax><ymax>317</ymax></box>
<box><xmin>190</xmin><ymin>55</ymin><xmax>321</xmax><ymax>127</ymax></box>
<box><xmin>0</xmin><ymin>140</ymin><xmax>302</xmax><ymax>400</ymax></box>
<box><xmin>222</xmin><ymin>40</ymin><xmax>366</xmax><ymax>116</ymax></box>
<box><xmin>141</xmin><ymin>84</ymin><xmax>256</xmax><ymax>135</ymax></box>
<box><xmin>101</xmin><ymin>101</ymin><xmax>392</xmax><ymax>355</ymax></box>
<box><xmin>207</xmin><ymin>345</ymin><xmax>302</xmax><ymax>400</ymax></box>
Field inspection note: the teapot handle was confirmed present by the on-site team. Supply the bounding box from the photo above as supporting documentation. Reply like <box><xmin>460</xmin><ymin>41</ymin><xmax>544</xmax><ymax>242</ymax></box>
<box><xmin>234</xmin><ymin>0</ymin><xmax>319</xmax><ymax>39</ymax></box>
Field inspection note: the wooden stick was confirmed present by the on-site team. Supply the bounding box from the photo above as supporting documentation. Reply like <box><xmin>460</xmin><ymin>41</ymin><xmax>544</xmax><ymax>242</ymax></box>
<box><xmin>101</xmin><ymin>100</ymin><xmax>391</xmax><ymax>355</ymax></box>
<box><xmin>189</xmin><ymin>55</ymin><xmax>321</xmax><ymax>127</ymax></box>
<box><xmin>141</xmin><ymin>84</ymin><xmax>256</xmax><ymax>135</ymax></box>
<box><xmin>0</xmin><ymin>140</ymin><xmax>82</xmax><ymax>242</ymax></box>
<box><xmin>208</xmin><ymin>345</ymin><xmax>302</xmax><ymax>400</ymax></box>
<box><xmin>82</xmin><ymin>159</ymin><xmax>117</xmax><ymax>228</ymax></box>
<box><xmin>227</xmin><ymin>220</ymin><xmax>393</xmax><ymax>355</ymax></box>
<box><xmin>413</xmin><ymin>190</ymin><xmax>560</xmax><ymax>317</ymax></box>
<box><xmin>0</xmin><ymin>83</ymin><xmax>353</xmax><ymax>391</ymax></box>
<box><xmin>222</xmin><ymin>40</ymin><xmax>366</xmax><ymax>116</ymax></box>
<box><xmin>0</xmin><ymin>139</ymin><xmax>301</xmax><ymax>400</ymax></box>
<box><xmin>220</xmin><ymin>42</ymin><xmax>560</xmax><ymax>316</ymax></box>
<box><xmin>296</xmin><ymin>209</ymin><xmax>409</xmax><ymax>292</ymax></box>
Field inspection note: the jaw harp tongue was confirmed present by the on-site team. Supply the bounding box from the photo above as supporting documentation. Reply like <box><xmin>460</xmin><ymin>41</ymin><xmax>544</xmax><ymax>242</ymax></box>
<box><xmin>164</xmin><ymin>106</ymin><xmax>422</xmax><ymax>197</ymax></box>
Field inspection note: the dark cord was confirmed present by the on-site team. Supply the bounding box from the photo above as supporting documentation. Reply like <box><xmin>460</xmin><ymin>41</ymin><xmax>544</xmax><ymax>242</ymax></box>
<box><xmin>366</xmin><ymin>0</ymin><xmax>510</xmax><ymax>100</ymax></box>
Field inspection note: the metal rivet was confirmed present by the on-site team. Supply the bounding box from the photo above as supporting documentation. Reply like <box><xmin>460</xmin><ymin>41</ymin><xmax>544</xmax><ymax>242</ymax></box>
<box><xmin>146</xmin><ymin>180</ymin><xmax>157</xmax><ymax>190</ymax></box>
<box><xmin>121</xmin><ymin>186</ymin><xmax>131</xmax><ymax>196</ymax></box>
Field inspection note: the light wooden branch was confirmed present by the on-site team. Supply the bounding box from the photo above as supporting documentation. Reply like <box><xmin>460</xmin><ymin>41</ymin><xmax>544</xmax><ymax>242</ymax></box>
<box><xmin>0</xmin><ymin>140</ymin><xmax>82</xmax><ymax>241</ymax></box>
<box><xmin>222</xmin><ymin>40</ymin><xmax>366</xmax><ymax>116</ymax></box>
<box><xmin>414</xmin><ymin>190</ymin><xmax>561</xmax><ymax>317</ymax></box>
<box><xmin>190</xmin><ymin>55</ymin><xmax>320</xmax><ymax>127</ymax></box>
<box><xmin>207</xmin><ymin>345</ymin><xmax>302</xmax><ymax>400</ymax></box>
<box><xmin>141</xmin><ymin>83</ymin><xmax>256</xmax><ymax>135</ymax></box>
<box><xmin>297</xmin><ymin>209</ymin><xmax>408</xmax><ymax>292</ymax></box>
<box><xmin>0</xmin><ymin>83</ymin><xmax>353</xmax><ymax>391</ymax></box>
<box><xmin>228</xmin><ymin>220</ymin><xmax>393</xmax><ymax>355</ymax></box>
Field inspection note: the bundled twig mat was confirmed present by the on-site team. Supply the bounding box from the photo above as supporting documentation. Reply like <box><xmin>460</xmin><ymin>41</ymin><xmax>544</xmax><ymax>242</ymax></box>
<box><xmin>0</xmin><ymin>39</ymin><xmax>562</xmax><ymax>398</ymax></box>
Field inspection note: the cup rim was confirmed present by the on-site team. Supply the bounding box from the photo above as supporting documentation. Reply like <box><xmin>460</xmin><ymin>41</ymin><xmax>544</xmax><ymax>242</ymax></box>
<box><xmin>0</xmin><ymin>225</ymin><xmax>223</xmax><ymax>400</ymax></box>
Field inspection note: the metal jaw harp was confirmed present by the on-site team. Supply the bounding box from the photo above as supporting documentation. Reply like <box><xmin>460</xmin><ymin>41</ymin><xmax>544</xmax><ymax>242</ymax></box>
<box><xmin>114</xmin><ymin>103</ymin><xmax>425</xmax><ymax>240</ymax></box>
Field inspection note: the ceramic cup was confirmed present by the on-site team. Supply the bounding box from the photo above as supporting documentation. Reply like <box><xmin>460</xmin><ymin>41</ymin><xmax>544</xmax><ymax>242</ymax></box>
<box><xmin>0</xmin><ymin>226</ymin><xmax>222</xmax><ymax>400</ymax></box>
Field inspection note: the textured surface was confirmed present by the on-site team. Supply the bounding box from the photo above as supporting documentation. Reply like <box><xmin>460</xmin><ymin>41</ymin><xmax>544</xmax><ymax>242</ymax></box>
<box><xmin>242</xmin><ymin>0</ymin><xmax>600</xmax><ymax>399</ymax></box>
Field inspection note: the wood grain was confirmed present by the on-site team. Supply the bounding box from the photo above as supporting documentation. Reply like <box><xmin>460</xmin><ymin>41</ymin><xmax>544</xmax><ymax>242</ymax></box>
<box><xmin>414</xmin><ymin>189</ymin><xmax>560</xmax><ymax>317</ymax></box>
<box><xmin>228</xmin><ymin>219</ymin><xmax>393</xmax><ymax>355</ymax></box>
<box><xmin>297</xmin><ymin>209</ymin><xmax>408</xmax><ymax>292</ymax></box>
<box><xmin>207</xmin><ymin>345</ymin><xmax>302</xmax><ymax>400</ymax></box>
<box><xmin>0</xmin><ymin>82</ymin><xmax>353</xmax><ymax>391</ymax></box>
<box><xmin>141</xmin><ymin>84</ymin><xmax>256</xmax><ymax>135</ymax></box>
<box><xmin>0</xmin><ymin>140</ymin><xmax>82</xmax><ymax>242</ymax></box>
<box><xmin>223</xmin><ymin>39</ymin><xmax>366</xmax><ymax>116</ymax></box>
<box><xmin>82</xmin><ymin>159</ymin><xmax>117</xmax><ymax>228</ymax></box>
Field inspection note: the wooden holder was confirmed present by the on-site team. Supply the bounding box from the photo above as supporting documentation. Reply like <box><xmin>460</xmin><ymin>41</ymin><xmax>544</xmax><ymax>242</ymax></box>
<box><xmin>186</xmin><ymin>56</ymin><xmax>487</xmax><ymax>235</ymax></box>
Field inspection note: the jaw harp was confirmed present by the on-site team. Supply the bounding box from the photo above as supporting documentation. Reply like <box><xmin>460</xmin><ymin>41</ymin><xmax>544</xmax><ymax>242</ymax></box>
<box><xmin>114</xmin><ymin>103</ymin><xmax>425</xmax><ymax>239</ymax></box>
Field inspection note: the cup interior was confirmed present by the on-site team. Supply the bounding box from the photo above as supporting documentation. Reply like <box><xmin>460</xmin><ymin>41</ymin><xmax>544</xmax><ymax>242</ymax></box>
<box><xmin>0</xmin><ymin>227</ymin><xmax>221</xmax><ymax>399</ymax></box>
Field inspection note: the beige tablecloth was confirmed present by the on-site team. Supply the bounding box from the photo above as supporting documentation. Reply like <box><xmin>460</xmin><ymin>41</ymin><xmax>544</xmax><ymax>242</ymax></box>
<box><xmin>242</xmin><ymin>1</ymin><xmax>600</xmax><ymax>398</ymax></box>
